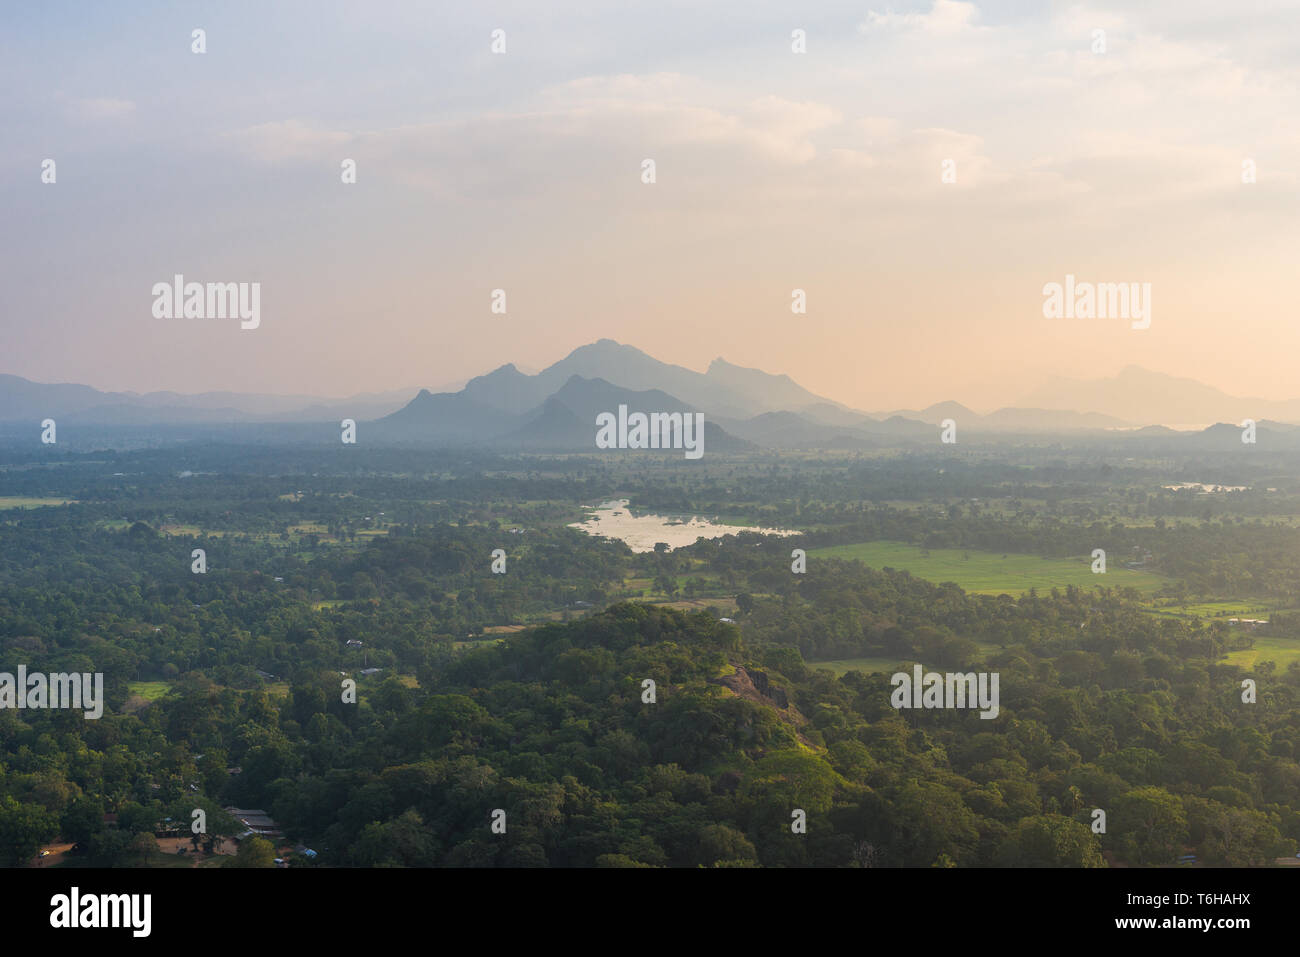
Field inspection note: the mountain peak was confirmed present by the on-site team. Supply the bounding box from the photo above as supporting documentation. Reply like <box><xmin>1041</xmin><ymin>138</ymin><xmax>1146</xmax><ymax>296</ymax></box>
<box><xmin>477</xmin><ymin>362</ymin><xmax>522</xmax><ymax>377</ymax></box>
<box><xmin>923</xmin><ymin>400</ymin><xmax>975</xmax><ymax>417</ymax></box>
<box><xmin>569</xmin><ymin>338</ymin><xmax>641</xmax><ymax>357</ymax></box>
<box><xmin>707</xmin><ymin>356</ymin><xmax>792</xmax><ymax>382</ymax></box>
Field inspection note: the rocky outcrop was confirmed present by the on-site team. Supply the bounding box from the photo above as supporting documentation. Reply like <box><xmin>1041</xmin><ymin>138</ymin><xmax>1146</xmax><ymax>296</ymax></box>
<box><xmin>712</xmin><ymin>666</ymin><xmax>798</xmax><ymax>719</ymax></box>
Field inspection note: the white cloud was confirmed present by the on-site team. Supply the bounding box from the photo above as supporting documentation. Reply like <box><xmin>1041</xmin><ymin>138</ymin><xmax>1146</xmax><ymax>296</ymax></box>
<box><xmin>860</xmin><ymin>0</ymin><xmax>983</xmax><ymax>35</ymax></box>
<box><xmin>208</xmin><ymin>2</ymin><xmax>1300</xmax><ymax>238</ymax></box>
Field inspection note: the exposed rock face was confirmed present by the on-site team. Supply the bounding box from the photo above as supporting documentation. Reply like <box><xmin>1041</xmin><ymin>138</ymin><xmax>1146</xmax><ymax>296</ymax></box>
<box><xmin>712</xmin><ymin>666</ymin><xmax>792</xmax><ymax>713</ymax></box>
<box><xmin>747</xmin><ymin>668</ymin><xmax>788</xmax><ymax>709</ymax></box>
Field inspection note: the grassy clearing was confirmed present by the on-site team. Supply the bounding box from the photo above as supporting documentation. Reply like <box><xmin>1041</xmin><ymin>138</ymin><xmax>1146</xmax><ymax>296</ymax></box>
<box><xmin>123</xmin><ymin>680</ymin><xmax>174</xmax><ymax>714</ymax></box>
<box><xmin>127</xmin><ymin>680</ymin><xmax>174</xmax><ymax>701</ymax></box>
<box><xmin>0</xmin><ymin>496</ymin><xmax>77</xmax><ymax>508</ymax></box>
<box><xmin>1223</xmin><ymin>637</ymin><xmax>1300</xmax><ymax>671</ymax></box>
<box><xmin>809</xmin><ymin>640</ymin><xmax>1004</xmax><ymax>677</ymax></box>
<box><xmin>288</xmin><ymin>522</ymin><xmax>329</xmax><ymax>534</ymax></box>
<box><xmin>452</xmin><ymin>638</ymin><xmax>506</xmax><ymax>651</ymax></box>
<box><xmin>807</xmin><ymin>541</ymin><xmax>1167</xmax><ymax>595</ymax></box>
<box><xmin>644</xmin><ymin>597</ymin><xmax>739</xmax><ymax>613</ymax></box>
<box><xmin>1144</xmin><ymin>600</ymin><xmax>1277</xmax><ymax>619</ymax></box>
<box><xmin>808</xmin><ymin>657</ymin><xmax>902</xmax><ymax>677</ymax></box>
<box><xmin>158</xmin><ymin>525</ymin><xmax>228</xmax><ymax>537</ymax></box>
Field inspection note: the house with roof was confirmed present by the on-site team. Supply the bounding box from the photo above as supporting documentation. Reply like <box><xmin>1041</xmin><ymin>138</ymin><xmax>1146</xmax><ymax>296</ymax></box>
<box><xmin>225</xmin><ymin>808</ymin><xmax>281</xmax><ymax>838</ymax></box>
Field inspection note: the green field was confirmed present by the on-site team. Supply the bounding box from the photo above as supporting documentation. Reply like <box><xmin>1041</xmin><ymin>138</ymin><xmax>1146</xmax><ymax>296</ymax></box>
<box><xmin>126</xmin><ymin>680</ymin><xmax>174</xmax><ymax>701</ymax></box>
<box><xmin>807</xmin><ymin>541</ymin><xmax>1167</xmax><ymax>595</ymax></box>
<box><xmin>0</xmin><ymin>496</ymin><xmax>76</xmax><ymax>509</ymax></box>
<box><xmin>810</xmin><ymin>640</ymin><xmax>1004</xmax><ymax>677</ymax></box>
<box><xmin>158</xmin><ymin>525</ymin><xmax>220</xmax><ymax>536</ymax></box>
<box><xmin>453</xmin><ymin>637</ymin><xmax>507</xmax><ymax>651</ymax></box>
<box><xmin>1224</xmin><ymin>637</ymin><xmax>1300</xmax><ymax>671</ymax></box>
<box><xmin>810</xmin><ymin>656</ymin><xmax>911</xmax><ymax>676</ymax></box>
<box><xmin>1145</xmin><ymin>600</ymin><xmax>1278</xmax><ymax>620</ymax></box>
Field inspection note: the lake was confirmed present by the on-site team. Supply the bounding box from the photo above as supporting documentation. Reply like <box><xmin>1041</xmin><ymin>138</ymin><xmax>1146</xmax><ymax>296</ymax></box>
<box><xmin>569</xmin><ymin>499</ymin><xmax>799</xmax><ymax>553</ymax></box>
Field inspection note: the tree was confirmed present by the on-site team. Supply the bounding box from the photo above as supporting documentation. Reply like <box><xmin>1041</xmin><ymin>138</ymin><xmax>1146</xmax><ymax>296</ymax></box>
<box><xmin>348</xmin><ymin>810</ymin><xmax>436</xmax><ymax>867</ymax></box>
<box><xmin>226</xmin><ymin>836</ymin><xmax>276</xmax><ymax>868</ymax></box>
<box><xmin>85</xmin><ymin>829</ymin><xmax>133</xmax><ymax>867</ymax></box>
<box><xmin>60</xmin><ymin>796</ymin><xmax>104</xmax><ymax>847</ymax></box>
<box><xmin>0</xmin><ymin>797</ymin><xmax>57</xmax><ymax>866</ymax></box>
<box><xmin>130</xmin><ymin>832</ymin><xmax>159</xmax><ymax>863</ymax></box>
<box><xmin>996</xmin><ymin>815</ymin><xmax>1103</xmax><ymax>867</ymax></box>
<box><xmin>697</xmin><ymin>824</ymin><xmax>757</xmax><ymax>866</ymax></box>
<box><xmin>1114</xmin><ymin>787</ymin><xmax>1187</xmax><ymax>865</ymax></box>
<box><xmin>117</xmin><ymin>801</ymin><xmax>158</xmax><ymax>835</ymax></box>
<box><xmin>1187</xmin><ymin>799</ymin><xmax>1285</xmax><ymax>866</ymax></box>
<box><xmin>653</xmin><ymin>573</ymin><xmax>677</xmax><ymax>597</ymax></box>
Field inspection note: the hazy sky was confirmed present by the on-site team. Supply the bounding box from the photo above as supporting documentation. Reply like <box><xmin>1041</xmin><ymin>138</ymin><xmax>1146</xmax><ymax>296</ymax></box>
<box><xmin>3</xmin><ymin>0</ymin><xmax>1299</xmax><ymax>411</ymax></box>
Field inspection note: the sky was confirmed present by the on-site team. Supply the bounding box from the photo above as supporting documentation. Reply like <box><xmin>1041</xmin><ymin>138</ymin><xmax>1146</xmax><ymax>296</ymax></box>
<box><xmin>2</xmin><ymin>0</ymin><xmax>1299</xmax><ymax>411</ymax></box>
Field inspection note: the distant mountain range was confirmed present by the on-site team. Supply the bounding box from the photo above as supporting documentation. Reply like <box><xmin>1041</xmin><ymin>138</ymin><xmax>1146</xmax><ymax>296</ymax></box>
<box><xmin>1014</xmin><ymin>365</ymin><xmax>1300</xmax><ymax>426</ymax></box>
<box><xmin>358</xmin><ymin>341</ymin><xmax>1300</xmax><ymax>451</ymax></box>
<box><xmin>450</xmin><ymin>339</ymin><xmax>849</xmax><ymax>420</ymax></box>
<box><xmin>0</xmin><ymin>373</ymin><xmax>433</xmax><ymax>425</ymax></box>
<box><xmin>4</xmin><ymin>343</ymin><xmax>1300</xmax><ymax>452</ymax></box>
<box><xmin>370</xmin><ymin>374</ymin><xmax>750</xmax><ymax>452</ymax></box>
